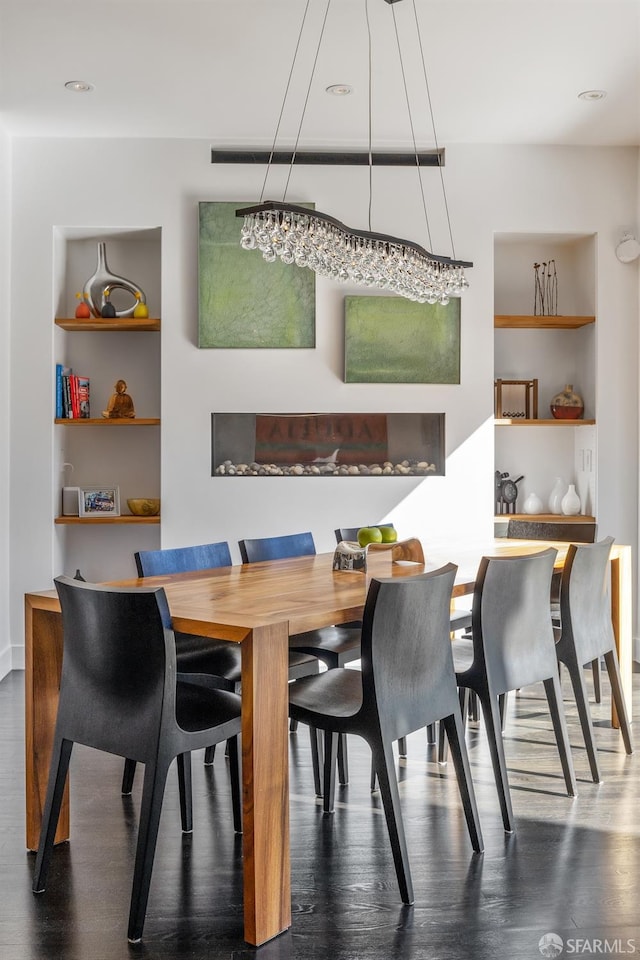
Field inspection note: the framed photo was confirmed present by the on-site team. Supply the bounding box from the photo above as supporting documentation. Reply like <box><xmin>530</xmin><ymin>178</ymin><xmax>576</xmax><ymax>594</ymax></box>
<box><xmin>78</xmin><ymin>485</ymin><xmax>121</xmax><ymax>518</ymax></box>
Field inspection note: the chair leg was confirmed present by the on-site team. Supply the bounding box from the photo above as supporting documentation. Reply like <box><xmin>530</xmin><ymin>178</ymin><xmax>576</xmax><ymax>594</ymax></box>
<box><xmin>370</xmin><ymin>736</ymin><xmax>414</xmax><ymax>905</ymax></box>
<box><xmin>603</xmin><ymin>649</ymin><xmax>633</xmax><ymax>755</ymax></box>
<box><xmin>591</xmin><ymin>657</ymin><xmax>602</xmax><ymax>704</ymax></box>
<box><xmin>127</xmin><ymin>756</ymin><xmax>172</xmax><ymax>943</ymax></box>
<box><xmin>440</xmin><ymin>711</ymin><xmax>484</xmax><ymax>853</ymax></box>
<box><xmin>290</xmin><ymin>718</ymin><xmax>299</xmax><ymax>732</ymax></box>
<box><xmin>476</xmin><ymin>687</ymin><xmax>516</xmax><ymax>833</ymax></box>
<box><xmin>309</xmin><ymin>726</ymin><xmax>323</xmax><ymax>797</ymax></box>
<box><xmin>438</xmin><ymin>686</ymin><xmax>468</xmax><ymax>765</ymax></box>
<box><xmin>398</xmin><ymin>735</ymin><xmax>408</xmax><ymax>755</ymax></box>
<box><xmin>203</xmin><ymin>745</ymin><xmax>216</xmax><ymax>765</ymax></box>
<box><xmin>122</xmin><ymin>758</ymin><xmax>137</xmax><ymax>795</ymax></box>
<box><xmin>337</xmin><ymin>734</ymin><xmax>349</xmax><ymax>785</ymax></box>
<box><xmin>426</xmin><ymin>724</ymin><xmax>436</xmax><ymax>745</ymax></box>
<box><xmin>561</xmin><ymin>653</ymin><xmax>602</xmax><ymax>783</ymax></box>
<box><xmin>32</xmin><ymin>737</ymin><xmax>74</xmax><ymax>893</ymax></box>
<box><xmin>177</xmin><ymin>753</ymin><xmax>193</xmax><ymax>833</ymax></box>
<box><xmin>322</xmin><ymin>731</ymin><xmax>339</xmax><ymax>814</ymax></box>
<box><xmin>542</xmin><ymin>673</ymin><xmax>577</xmax><ymax>797</ymax></box>
<box><xmin>227</xmin><ymin>735</ymin><xmax>243</xmax><ymax>833</ymax></box>
<box><xmin>499</xmin><ymin>692</ymin><xmax>508</xmax><ymax>732</ymax></box>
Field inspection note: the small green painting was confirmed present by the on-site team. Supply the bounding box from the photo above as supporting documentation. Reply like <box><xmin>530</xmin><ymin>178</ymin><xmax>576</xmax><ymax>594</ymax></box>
<box><xmin>344</xmin><ymin>295</ymin><xmax>461</xmax><ymax>383</ymax></box>
<box><xmin>198</xmin><ymin>201</ymin><xmax>315</xmax><ymax>348</ymax></box>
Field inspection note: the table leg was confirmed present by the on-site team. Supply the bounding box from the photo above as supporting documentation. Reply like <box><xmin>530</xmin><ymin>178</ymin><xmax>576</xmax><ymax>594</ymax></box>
<box><xmin>610</xmin><ymin>547</ymin><xmax>633</xmax><ymax>729</ymax></box>
<box><xmin>25</xmin><ymin>600</ymin><xmax>68</xmax><ymax>851</ymax></box>
<box><xmin>240</xmin><ymin>621</ymin><xmax>291</xmax><ymax>946</ymax></box>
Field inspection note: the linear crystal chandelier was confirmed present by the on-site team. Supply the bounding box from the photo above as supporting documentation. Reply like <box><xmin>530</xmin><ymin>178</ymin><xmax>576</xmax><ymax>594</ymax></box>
<box><xmin>237</xmin><ymin>0</ymin><xmax>472</xmax><ymax>305</ymax></box>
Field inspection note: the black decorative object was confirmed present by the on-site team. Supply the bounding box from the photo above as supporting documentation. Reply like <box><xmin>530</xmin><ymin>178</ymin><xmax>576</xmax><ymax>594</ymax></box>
<box><xmin>495</xmin><ymin>471</ymin><xmax>524</xmax><ymax>514</ymax></box>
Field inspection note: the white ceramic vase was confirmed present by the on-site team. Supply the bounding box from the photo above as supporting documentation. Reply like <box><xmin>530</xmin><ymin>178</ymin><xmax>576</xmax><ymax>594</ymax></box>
<box><xmin>523</xmin><ymin>492</ymin><xmax>544</xmax><ymax>515</ymax></box>
<box><xmin>561</xmin><ymin>483</ymin><xmax>581</xmax><ymax>516</ymax></box>
<box><xmin>548</xmin><ymin>477</ymin><xmax>566</xmax><ymax>515</ymax></box>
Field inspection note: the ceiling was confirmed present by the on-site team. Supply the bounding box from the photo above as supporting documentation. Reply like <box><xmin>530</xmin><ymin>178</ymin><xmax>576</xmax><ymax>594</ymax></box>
<box><xmin>1</xmin><ymin>0</ymin><xmax>639</xmax><ymax>148</ymax></box>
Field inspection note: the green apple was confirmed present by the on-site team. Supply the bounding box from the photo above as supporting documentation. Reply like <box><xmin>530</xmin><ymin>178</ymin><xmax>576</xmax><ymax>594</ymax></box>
<box><xmin>378</xmin><ymin>526</ymin><xmax>398</xmax><ymax>543</ymax></box>
<box><xmin>357</xmin><ymin>526</ymin><xmax>383</xmax><ymax>547</ymax></box>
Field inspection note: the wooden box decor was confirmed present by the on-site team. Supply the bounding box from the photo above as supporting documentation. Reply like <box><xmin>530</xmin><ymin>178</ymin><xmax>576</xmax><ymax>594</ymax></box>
<box><xmin>211</xmin><ymin>412</ymin><xmax>445</xmax><ymax>477</ymax></box>
<box><xmin>494</xmin><ymin>378</ymin><xmax>538</xmax><ymax>420</ymax></box>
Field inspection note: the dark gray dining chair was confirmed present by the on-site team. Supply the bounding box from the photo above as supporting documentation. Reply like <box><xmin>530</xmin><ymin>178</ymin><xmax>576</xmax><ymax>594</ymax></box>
<box><xmin>554</xmin><ymin>536</ymin><xmax>633</xmax><ymax>782</ymax></box>
<box><xmin>506</xmin><ymin>517</ymin><xmax>601</xmax><ymax>701</ymax></box>
<box><xmin>288</xmin><ymin>563</ymin><xmax>483</xmax><ymax>905</ymax></box>
<box><xmin>33</xmin><ymin>576</ymin><xmax>242</xmax><ymax>944</ymax></box>
<box><xmin>446</xmin><ymin>548</ymin><xmax>577</xmax><ymax>833</ymax></box>
<box><xmin>124</xmin><ymin>540</ymin><xmax>320</xmax><ymax>792</ymax></box>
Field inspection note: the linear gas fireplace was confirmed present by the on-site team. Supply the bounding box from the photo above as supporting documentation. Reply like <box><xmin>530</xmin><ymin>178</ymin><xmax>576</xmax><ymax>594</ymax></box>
<box><xmin>211</xmin><ymin>413</ymin><xmax>444</xmax><ymax>477</ymax></box>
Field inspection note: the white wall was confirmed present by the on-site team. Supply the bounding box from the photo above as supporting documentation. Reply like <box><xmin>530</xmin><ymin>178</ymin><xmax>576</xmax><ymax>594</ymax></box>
<box><xmin>0</xmin><ymin>127</ymin><xmax>10</xmax><ymax>675</ymax></box>
<box><xmin>6</xmin><ymin>138</ymin><xmax>639</xmax><ymax>666</ymax></box>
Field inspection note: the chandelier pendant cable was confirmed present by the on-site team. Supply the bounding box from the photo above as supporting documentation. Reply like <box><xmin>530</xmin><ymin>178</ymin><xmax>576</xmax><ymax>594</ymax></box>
<box><xmin>237</xmin><ymin>0</ymin><xmax>471</xmax><ymax>304</ymax></box>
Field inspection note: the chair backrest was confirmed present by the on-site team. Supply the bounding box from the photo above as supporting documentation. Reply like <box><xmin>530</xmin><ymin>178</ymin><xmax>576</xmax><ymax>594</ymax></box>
<box><xmin>358</xmin><ymin>564</ymin><xmax>458</xmax><ymax>741</ymax></box>
<box><xmin>334</xmin><ymin>524</ymin><xmax>395</xmax><ymax>544</ymax></box>
<box><xmin>54</xmin><ymin>575</ymin><xmax>174</xmax><ymax>761</ymax></box>
<box><xmin>472</xmin><ymin>548</ymin><xmax>558</xmax><ymax>696</ymax></box>
<box><xmin>506</xmin><ymin>519</ymin><xmax>597</xmax><ymax>543</ymax></box>
<box><xmin>239</xmin><ymin>531</ymin><xmax>316</xmax><ymax>564</ymax></box>
<box><xmin>558</xmin><ymin>536</ymin><xmax>615</xmax><ymax>664</ymax></box>
<box><xmin>135</xmin><ymin>541</ymin><xmax>232</xmax><ymax>577</ymax></box>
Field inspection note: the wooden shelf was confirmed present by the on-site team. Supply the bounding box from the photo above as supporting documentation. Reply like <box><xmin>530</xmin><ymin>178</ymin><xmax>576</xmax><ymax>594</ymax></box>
<box><xmin>55</xmin><ymin>418</ymin><xmax>160</xmax><ymax>426</ymax></box>
<box><xmin>494</xmin><ymin>513</ymin><xmax>596</xmax><ymax>523</ymax></box>
<box><xmin>495</xmin><ymin>418</ymin><xmax>595</xmax><ymax>426</ymax></box>
<box><xmin>55</xmin><ymin>515</ymin><xmax>160</xmax><ymax>525</ymax></box>
<box><xmin>55</xmin><ymin>317</ymin><xmax>160</xmax><ymax>332</ymax></box>
<box><xmin>494</xmin><ymin>314</ymin><xmax>595</xmax><ymax>329</ymax></box>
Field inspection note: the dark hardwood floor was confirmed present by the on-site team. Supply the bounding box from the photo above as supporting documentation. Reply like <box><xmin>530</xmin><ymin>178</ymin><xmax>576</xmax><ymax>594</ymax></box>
<box><xmin>2</xmin><ymin>666</ymin><xmax>639</xmax><ymax>960</ymax></box>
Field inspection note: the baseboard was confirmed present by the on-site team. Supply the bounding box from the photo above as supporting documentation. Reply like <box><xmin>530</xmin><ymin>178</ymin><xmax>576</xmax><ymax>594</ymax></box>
<box><xmin>0</xmin><ymin>645</ymin><xmax>13</xmax><ymax>681</ymax></box>
<box><xmin>11</xmin><ymin>645</ymin><xmax>24</xmax><ymax>671</ymax></box>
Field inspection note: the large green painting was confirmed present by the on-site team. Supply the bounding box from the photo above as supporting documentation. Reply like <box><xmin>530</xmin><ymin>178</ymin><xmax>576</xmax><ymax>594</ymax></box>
<box><xmin>198</xmin><ymin>201</ymin><xmax>315</xmax><ymax>348</ymax></box>
<box><xmin>344</xmin><ymin>295</ymin><xmax>460</xmax><ymax>383</ymax></box>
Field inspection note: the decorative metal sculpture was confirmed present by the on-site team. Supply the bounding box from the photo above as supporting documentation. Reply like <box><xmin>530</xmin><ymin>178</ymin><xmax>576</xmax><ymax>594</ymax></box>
<box><xmin>533</xmin><ymin>260</ymin><xmax>558</xmax><ymax>316</ymax></box>
<box><xmin>83</xmin><ymin>242</ymin><xmax>146</xmax><ymax>319</ymax></box>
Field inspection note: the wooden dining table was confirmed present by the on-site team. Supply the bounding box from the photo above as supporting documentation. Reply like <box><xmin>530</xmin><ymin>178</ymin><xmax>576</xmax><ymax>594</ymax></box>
<box><xmin>24</xmin><ymin>538</ymin><xmax>633</xmax><ymax>946</ymax></box>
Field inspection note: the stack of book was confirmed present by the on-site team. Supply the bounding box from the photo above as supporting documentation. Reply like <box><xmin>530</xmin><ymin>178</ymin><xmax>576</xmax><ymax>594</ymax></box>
<box><xmin>55</xmin><ymin>364</ymin><xmax>90</xmax><ymax>419</ymax></box>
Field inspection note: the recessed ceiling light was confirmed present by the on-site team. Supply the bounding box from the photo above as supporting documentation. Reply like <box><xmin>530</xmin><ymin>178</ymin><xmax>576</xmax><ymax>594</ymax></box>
<box><xmin>64</xmin><ymin>80</ymin><xmax>94</xmax><ymax>93</ymax></box>
<box><xmin>326</xmin><ymin>84</ymin><xmax>353</xmax><ymax>97</ymax></box>
<box><xmin>577</xmin><ymin>89</ymin><xmax>606</xmax><ymax>101</ymax></box>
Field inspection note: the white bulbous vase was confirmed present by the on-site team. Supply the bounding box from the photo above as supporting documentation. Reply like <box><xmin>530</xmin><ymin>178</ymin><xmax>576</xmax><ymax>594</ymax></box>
<box><xmin>523</xmin><ymin>492</ymin><xmax>544</xmax><ymax>515</ymax></box>
<box><xmin>561</xmin><ymin>483</ymin><xmax>581</xmax><ymax>516</ymax></box>
<box><xmin>548</xmin><ymin>477</ymin><xmax>566</xmax><ymax>515</ymax></box>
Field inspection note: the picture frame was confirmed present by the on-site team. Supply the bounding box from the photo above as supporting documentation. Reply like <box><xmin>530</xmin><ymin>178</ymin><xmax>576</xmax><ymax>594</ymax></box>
<box><xmin>78</xmin><ymin>485</ymin><xmax>121</xmax><ymax>518</ymax></box>
<box><xmin>198</xmin><ymin>201</ymin><xmax>316</xmax><ymax>348</ymax></box>
<box><xmin>344</xmin><ymin>295</ymin><xmax>460</xmax><ymax>383</ymax></box>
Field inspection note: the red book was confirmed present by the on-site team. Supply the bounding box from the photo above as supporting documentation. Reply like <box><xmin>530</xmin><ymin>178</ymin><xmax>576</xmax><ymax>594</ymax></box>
<box><xmin>69</xmin><ymin>375</ymin><xmax>79</xmax><ymax>418</ymax></box>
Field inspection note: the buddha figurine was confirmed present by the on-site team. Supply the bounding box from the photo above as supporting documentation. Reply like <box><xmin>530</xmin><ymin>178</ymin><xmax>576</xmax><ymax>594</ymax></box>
<box><xmin>102</xmin><ymin>379</ymin><xmax>135</xmax><ymax>419</ymax></box>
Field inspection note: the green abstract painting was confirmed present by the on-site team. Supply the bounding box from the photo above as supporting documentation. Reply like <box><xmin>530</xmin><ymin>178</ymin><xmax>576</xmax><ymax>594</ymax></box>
<box><xmin>198</xmin><ymin>201</ymin><xmax>315</xmax><ymax>348</ymax></box>
<box><xmin>344</xmin><ymin>295</ymin><xmax>460</xmax><ymax>383</ymax></box>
